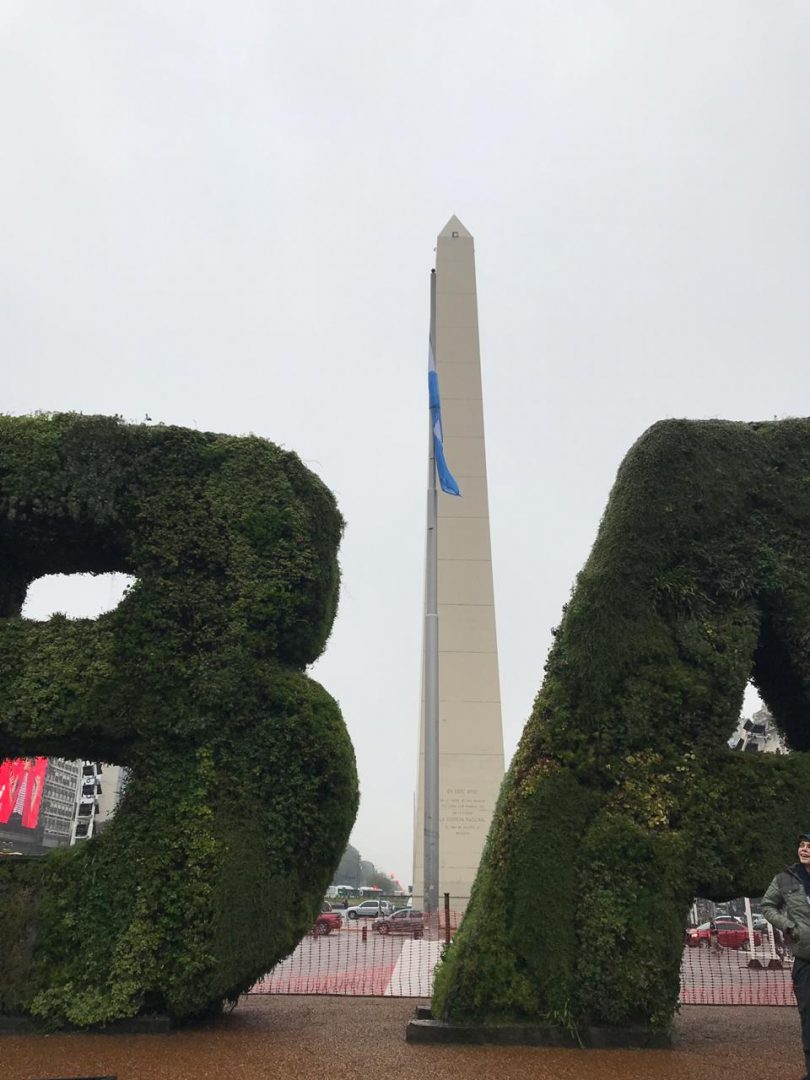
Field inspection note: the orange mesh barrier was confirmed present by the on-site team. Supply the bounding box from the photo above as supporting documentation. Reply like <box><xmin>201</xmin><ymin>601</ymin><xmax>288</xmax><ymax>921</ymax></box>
<box><xmin>249</xmin><ymin>904</ymin><xmax>796</xmax><ymax>1004</ymax></box>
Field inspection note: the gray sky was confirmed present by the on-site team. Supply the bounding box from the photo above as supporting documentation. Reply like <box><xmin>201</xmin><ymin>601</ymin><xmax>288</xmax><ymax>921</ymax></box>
<box><xmin>3</xmin><ymin>3</ymin><xmax>809</xmax><ymax>886</ymax></box>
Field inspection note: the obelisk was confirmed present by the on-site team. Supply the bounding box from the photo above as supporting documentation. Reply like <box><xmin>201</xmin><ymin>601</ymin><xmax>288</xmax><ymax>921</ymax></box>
<box><xmin>413</xmin><ymin>216</ymin><xmax>505</xmax><ymax>911</ymax></box>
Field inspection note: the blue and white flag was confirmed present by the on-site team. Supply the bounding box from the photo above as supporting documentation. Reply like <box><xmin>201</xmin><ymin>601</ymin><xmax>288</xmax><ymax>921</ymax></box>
<box><xmin>428</xmin><ymin>336</ymin><xmax>461</xmax><ymax>496</ymax></box>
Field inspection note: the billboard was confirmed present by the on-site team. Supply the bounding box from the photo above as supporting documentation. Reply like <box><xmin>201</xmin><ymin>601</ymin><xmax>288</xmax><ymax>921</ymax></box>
<box><xmin>0</xmin><ymin>757</ymin><xmax>49</xmax><ymax>828</ymax></box>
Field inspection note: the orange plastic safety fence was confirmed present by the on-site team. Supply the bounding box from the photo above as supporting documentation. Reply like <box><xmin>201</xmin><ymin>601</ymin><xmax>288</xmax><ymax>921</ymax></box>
<box><xmin>249</xmin><ymin>907</ymin><xmax>797</xmax><ymax>1004</ymax></box>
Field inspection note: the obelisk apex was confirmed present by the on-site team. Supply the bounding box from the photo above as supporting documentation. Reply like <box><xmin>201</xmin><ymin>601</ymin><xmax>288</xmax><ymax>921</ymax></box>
<box><xmin>413</xmin><ymin>220</ymin><xmax>505</xmax><ymax>912</ymax></box>
<box><xmin>437</xmin><ymin>214</ymin><xmax>473</xmax><ymax>239</ymax></box>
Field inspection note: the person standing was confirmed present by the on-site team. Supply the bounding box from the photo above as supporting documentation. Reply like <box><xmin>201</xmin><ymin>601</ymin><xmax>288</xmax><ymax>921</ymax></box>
<box><xmin>762</xmin><ymin>834</ymin><xmax>810</xmax><ymax>1080</ymax></box>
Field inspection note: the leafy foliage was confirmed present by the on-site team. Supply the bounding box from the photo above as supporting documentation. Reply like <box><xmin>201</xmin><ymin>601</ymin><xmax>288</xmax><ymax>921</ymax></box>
<box><xmin>0</xmin><ymin>413</ymin><xmax>358</xmax><ymax>1027</ymax></box>
<box><xmin>433</xmin><ymin>418</ymin><xmax>810</xmax><ymax>1032</ymax></box>
<box><xmin>333</xmin><ymin>843</ymin><xmax>362</xmax><ymax>888</ymax></box>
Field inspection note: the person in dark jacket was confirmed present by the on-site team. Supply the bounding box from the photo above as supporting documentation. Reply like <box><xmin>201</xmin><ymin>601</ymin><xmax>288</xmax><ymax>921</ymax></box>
<box><xmin>763</xmin><ymin>834</ymin><xmax>810</xmax><ymax>1079</ymax></box>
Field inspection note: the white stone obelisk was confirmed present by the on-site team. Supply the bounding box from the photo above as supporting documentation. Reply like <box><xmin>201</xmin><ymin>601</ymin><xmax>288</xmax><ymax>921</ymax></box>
<box><xmin>413</xmin><ymin>216</ymin><xmax>505</xmax><ymax>911</ymax></box>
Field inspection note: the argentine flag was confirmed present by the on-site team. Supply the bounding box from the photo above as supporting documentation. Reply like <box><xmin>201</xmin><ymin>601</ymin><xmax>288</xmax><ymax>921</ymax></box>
<box><xmin>428</xmin><ymin>336</ymin><xmax>461</xmax><ymax>497</ymax></box>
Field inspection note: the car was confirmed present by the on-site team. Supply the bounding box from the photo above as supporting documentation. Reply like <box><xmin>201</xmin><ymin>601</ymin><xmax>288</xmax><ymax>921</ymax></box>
<box><xmin>312</xmin><ymin>902</ymin><xmax>343</xmax><ymax>936</ymax></box>
<box><xmin>344</xmin><ymin>899</ymin><xmax>395</xmax><ymax>920</ymax></box>
<box><xmin>373</xmin><ymin>909</ymin><xmax>425</xmax><ymax>937</ymax></box>
<box><xmin>686</xmin><ymin>917</ymin><xmax>762</xmax><ymax>950</ymax></box>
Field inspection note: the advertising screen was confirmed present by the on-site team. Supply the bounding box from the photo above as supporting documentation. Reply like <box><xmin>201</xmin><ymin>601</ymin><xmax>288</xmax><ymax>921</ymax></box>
<box><xmin>0</xmin><ymin>757</ymin><xmax>49</xmax><ymax>828</ymax></box>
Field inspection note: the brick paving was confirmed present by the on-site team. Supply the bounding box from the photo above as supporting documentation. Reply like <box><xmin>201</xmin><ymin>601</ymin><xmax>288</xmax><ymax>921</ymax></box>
<box><xmin>0</xmin><ymin>997</ymin><xmax>803</xmax><ymax>1080</ymax></box>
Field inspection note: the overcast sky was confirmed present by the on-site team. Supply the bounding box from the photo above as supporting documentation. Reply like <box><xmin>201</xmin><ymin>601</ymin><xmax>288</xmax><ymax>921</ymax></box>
<box><xmin>3</xmin><ymin>3</ymin><xmax>809</xmax><ymax>886</ymax></box>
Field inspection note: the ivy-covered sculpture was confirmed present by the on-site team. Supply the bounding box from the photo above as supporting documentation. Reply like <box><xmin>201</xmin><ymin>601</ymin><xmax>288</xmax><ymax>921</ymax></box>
<box><xmin>433</xmin><ymin>418</ymin><xmax>810</xmax><ymax>1033</ymax></box>
<box><xmin>0</xmin><ymin>413</ymin><xmax>358</xmax><ymax>1028</ymax></box>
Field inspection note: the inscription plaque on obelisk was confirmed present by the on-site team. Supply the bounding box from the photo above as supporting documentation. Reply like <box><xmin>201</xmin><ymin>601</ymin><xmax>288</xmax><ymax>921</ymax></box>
<box><xmin>413</xmin><ymin>216</ymin><xmax>505</xmax><ymax>910</ymax></box>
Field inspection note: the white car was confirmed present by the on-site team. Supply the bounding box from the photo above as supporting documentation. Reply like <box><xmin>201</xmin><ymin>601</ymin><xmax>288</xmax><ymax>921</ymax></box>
<box><xmin>344</xmin><ymin>900</ymin><xmax>395</xmax><ymax>920</ymax></box>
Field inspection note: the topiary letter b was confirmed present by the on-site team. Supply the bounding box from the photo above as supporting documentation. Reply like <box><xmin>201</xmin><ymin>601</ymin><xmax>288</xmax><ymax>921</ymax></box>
<box><xmin>0</xmin><ymin>413</ymin><xmax>358</xmax><ymax>1028</ymax></box>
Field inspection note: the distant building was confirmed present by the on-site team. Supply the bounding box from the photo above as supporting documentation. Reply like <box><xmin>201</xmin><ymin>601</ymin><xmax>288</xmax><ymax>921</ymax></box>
<box><xmin>40</xmin><ymin>758</ymin><xmax>83</xmax><ymax>848</ymax></box>
<box><xmin>96</xmin><ymin>764</ymin><xmax>127</xmax><ymax>832</ymax></box>
<box><xmin>0</xmin><ymin>756</ymin><xmax>125</xmax><ymax>854</ymax></box>
<box><xmin>71</xmin><ymin>762</ymin><xmax>126</xmax><ymax>843</ymax></box>
<box><xmin>730</xmin><ymin>706</ymin><xmax>785</xmax><ymax>755</ymax></box>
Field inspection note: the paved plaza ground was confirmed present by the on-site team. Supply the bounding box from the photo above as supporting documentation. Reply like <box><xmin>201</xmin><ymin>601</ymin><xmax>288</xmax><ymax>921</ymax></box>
<box><xmin>1</xmin><ymin>996</ymin><xmax>804</xmax><ymax>1080</ymax></box>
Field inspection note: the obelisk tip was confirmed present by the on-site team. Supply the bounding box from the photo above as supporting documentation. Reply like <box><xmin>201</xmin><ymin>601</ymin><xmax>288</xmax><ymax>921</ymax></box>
<box><xmin>438</xmin><ymin>215</ymin><xmax>472</xmax><ymax>239</ymax></box>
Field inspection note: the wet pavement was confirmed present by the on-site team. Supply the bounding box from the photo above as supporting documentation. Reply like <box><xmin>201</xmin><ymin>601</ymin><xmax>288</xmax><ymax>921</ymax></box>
<box><xmin>252</xmin><ymin>926</ymin><xmax>441</xmax><ymax>996</ymax></box>
<box><xmin>0</xmin><ymin>996</ymin><xmax>803</xmax><ymax>1080</ymax></box>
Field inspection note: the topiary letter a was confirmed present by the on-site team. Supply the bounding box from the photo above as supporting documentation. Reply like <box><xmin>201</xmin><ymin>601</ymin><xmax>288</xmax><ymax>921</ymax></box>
<box><xmin>433</xmin><ymin>418</ymin><xmax>810</xmax><ymax>1032</ymax></box>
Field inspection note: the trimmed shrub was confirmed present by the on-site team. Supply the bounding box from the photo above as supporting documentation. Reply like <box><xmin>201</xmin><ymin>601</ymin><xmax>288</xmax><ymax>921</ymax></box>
<box><xmin>0</xmin><ymin>413</ymin><xmax>358</xmax><ymax>1027</ymax></box>
<box><xmin>433</xmin><ymin>418</ymin><xmax>810</xmax><ymax>1032</ymax></box>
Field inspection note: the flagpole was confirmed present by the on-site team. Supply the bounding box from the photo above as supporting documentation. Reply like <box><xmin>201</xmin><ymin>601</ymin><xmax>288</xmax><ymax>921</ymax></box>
<box><xmin>424</xmin><ymin>268</ymin><xmax>440</xmax><ymax>916</ymax></box>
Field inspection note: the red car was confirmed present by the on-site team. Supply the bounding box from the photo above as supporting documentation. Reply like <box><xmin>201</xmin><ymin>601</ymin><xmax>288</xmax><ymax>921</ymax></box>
<box><xmin>312</xmin><ymin>902</ymin><xmax>343</xmax><ymax>936</ymax></box>
<box><xmin>686</xmin><ymin>916</ymin><xmax>762</xmax><ymax>950</ymax></box>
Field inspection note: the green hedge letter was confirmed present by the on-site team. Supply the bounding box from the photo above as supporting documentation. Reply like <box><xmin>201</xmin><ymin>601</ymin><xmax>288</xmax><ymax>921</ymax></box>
<box><xmin>433</xmin><ymin>418</ymin><xmax>810</xmax><ymax>1032</ymax></box>
<box><xmin>0</xmin><ymin>413</ymin><xmax>358</xmax><ymax>1028</ymax></box>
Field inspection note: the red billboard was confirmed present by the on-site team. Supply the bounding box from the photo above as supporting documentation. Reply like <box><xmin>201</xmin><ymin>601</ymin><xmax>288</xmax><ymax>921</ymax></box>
<box><xmin>0</xmin><ymin>757</ymin><xmax>48</xmax><ymax>828</ymax></box>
